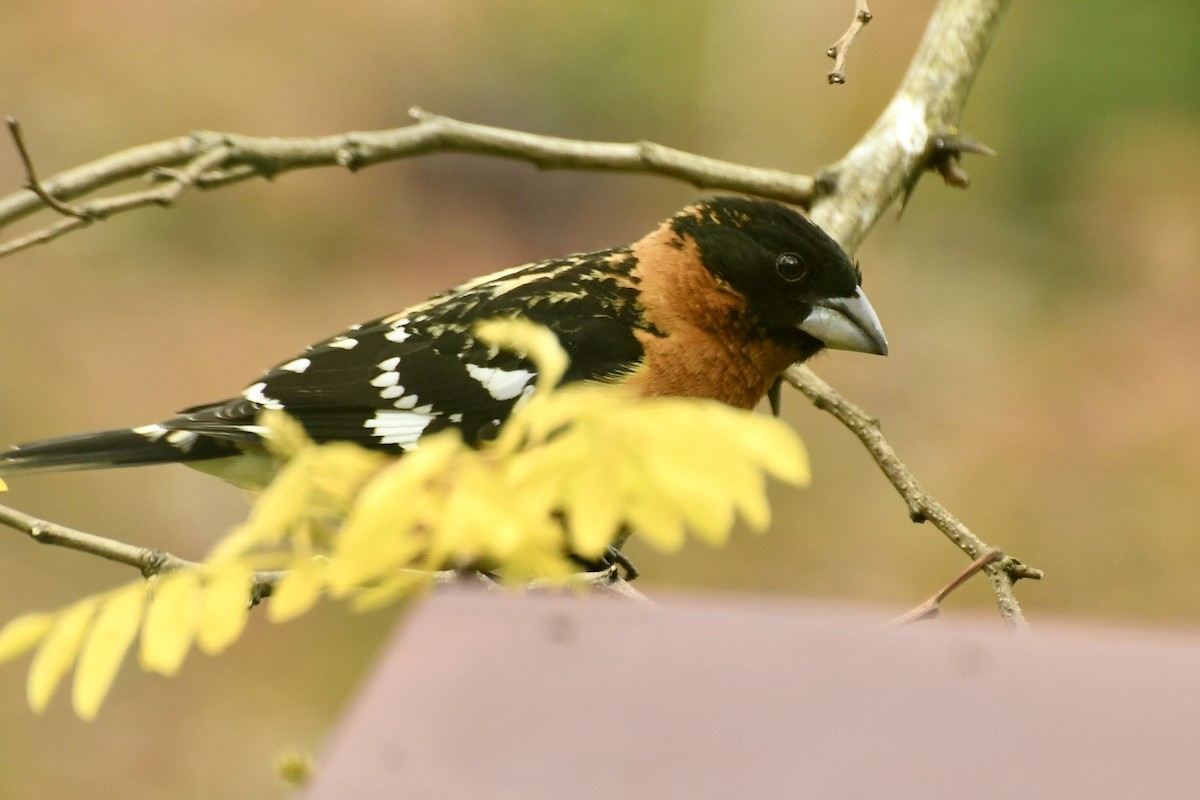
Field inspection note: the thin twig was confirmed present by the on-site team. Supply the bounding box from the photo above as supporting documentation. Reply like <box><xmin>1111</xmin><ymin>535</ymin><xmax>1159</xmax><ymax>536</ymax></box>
<box><xmin>889</xmin><ymin>548</ymin><xmax>1001</xmax><ymax>626</ymax></box>
<box><xmin>811</xmin><ymin>0</ymin><xmax>1012</xmax><ymax>251</ymax></box>
<box><xmin>785</xmin><ymin>365</ymin><xmax>1039</xmax><ymax>633</ymax></box>
<box><xmin>0</xmin><ymin>111</ymin><xmax>816</xmax><ymax>258</ymax></box>
<box><xmin>827</xmin><ymin>0</ymin><xmax>874</xmax><ymax>84</ymax></box>
<box><xmin>5</xmin><ymin>117</ymin><xmax>91</xmax><ymax>221</ymax></box>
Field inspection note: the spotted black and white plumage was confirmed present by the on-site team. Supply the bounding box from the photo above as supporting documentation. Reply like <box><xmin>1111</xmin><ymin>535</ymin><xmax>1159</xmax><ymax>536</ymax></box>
<box><xmin>0</xmin><ymin>197</ymin><xmax>888</xmax><ymax>489</ymax></box>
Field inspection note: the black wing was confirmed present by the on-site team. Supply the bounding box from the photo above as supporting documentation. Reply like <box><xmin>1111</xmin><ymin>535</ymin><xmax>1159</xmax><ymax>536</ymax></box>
<box><xmin>163</xmin><ymin>248</ymin><xmax>651</xmax><ymax>452</ymax></box>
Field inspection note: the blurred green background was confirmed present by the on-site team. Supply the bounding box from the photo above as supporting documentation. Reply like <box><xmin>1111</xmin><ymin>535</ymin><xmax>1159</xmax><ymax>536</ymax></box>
<box><xmin>1</xmin><ymin>1</ymin><xmax>1198</xmax><ymax>797</ymax></box>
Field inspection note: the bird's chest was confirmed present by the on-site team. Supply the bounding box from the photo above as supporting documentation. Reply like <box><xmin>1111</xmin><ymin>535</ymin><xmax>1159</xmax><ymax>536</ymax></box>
<box><xmin>627</xmin><ymin>323</ymin><xmax>801</xmax><ymax>410</ymax></box>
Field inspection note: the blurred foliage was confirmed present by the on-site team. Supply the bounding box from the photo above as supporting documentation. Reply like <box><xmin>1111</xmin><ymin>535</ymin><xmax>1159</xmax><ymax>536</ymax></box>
<box><xmin>0</xmin><ymin>319</ymin><xmax>807</xmax><ymax>720</ymax></box>
<box><xmin>0</xmin><ymin>0</ymin><xmax>1198</xmax><ymax>798</ymax></box>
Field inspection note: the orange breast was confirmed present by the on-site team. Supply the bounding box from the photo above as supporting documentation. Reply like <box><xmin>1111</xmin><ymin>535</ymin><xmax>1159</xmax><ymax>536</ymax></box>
<box><xmin>620</xmin><ymin>226</ymin><xmax>804</xmax><ymax>410</ymax></box>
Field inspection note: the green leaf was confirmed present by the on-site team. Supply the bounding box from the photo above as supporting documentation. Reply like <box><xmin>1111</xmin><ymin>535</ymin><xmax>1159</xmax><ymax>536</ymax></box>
<box><xmin>27</xmin><ymin>597</ymin><xmax>98</xmax><ymax>714</ymax></box>
<box><xmin>196</xmin><ymin>564</ymin><xmax>252</xmax><ymax>655</ymax></box>
<box><xmin>267</xmin><ymin>558</ymin><xmax>327</xmax><ymax>623</ymax></box>
<box><xmin>72</xmin><ymin>583</ymin><xmax>145</xmax><ymax>720</ymax></box>
<box><xmin>0</xmin><ymin>612</ymin><xmax>55</xmax><ymax>666</ymax></box>
<box><xmin>139</xmin><ymin>571</ymin><xmax>201</xmax><ymax>676</ymax></box>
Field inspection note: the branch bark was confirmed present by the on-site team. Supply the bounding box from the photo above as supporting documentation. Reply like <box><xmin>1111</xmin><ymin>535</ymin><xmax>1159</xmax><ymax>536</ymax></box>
<box><xmin>810</xmin><ymin>0</ymin><xmax>1010</xmax><ymax>251</ymax></box>
<box><xmin>786</xmin><ymin>366</ymin><xmax>1038</xmax><ymax>634</ymax></box>
<box><xmin>0</xmin><ymin>109</ymin><xmax>815</xmax><ymax>258</ymax></box>
<box><xmin>826</xmin><ymin>0</ymin><xmax>874</xmax><ymax>84</ymax></box>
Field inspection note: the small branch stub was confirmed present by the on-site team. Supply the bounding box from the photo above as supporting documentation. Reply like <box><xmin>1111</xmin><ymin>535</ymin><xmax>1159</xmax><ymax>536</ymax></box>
<box><xmin>827</xmin><ymin>0</ymin><xmax>873</xmax><ymax>84</ymax></box>
<box><xmin>6</xmin><ymin>117</ymin><xmax>92</xmax><ymax>221</ymax></box>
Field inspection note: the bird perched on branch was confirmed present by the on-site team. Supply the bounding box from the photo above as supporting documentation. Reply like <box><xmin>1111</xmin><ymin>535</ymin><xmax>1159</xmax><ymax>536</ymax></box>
<box><xmin>0</xmin><ymin>197</ymin><xmax>887</xmax><ymax>491</ymax></box>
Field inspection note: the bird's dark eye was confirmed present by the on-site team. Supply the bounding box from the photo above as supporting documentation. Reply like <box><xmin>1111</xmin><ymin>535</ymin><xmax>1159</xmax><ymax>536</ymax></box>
<box><xmin>775</xmin><ymin>252</ymin><xmax>807</xmax><ymax>282</ymax></box>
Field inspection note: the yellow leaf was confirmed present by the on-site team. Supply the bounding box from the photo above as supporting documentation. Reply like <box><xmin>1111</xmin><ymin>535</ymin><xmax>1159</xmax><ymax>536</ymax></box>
<box><xmin>268</xmin><ymin>558</ymin><xmax>327</xmax><ymax>623</ymax></box>
<box><xmin>258</xmin><ymin>409</ymin><xmax>313</xmax><ymax>459</ymax></box>
<box><xmin>328</xmin><ymin>438</ymin><xmax>461</xmax><ymax>592</ymax></box>
<box><xmin>0</xmin><ymin>612</ymin><xmax>55</xmax><ymax>666</ymax></box>
<box><xmin>72</xmin><ymin>583</ymin><xmax>145</xmax><ymax>720</ymax></box>
<box><xmin>0</xmin><ymin>477</ymin><xmax>7</xmax><ymax>492</ymax></box>
<box><xmin>638</xmin><ymin>445</ymin><xmax>737</xmax><ymax>546</ymax></box>
<box><xmin>27</xmin><ymin>597</ymin><xmax>98</xmax><ymax>714</ymax></box>
<box><xmin>475</xmin><ymin>317</ymin><xmax>568</xmax><ymax>393</ymax></box>
<box><xmin>242</xmin><ymin>455</ymin><xmax>313</xmax><ymax>545</ymax></box>
<box><xmin>139</xmin><ymin>571</ymin><xmax>201</xmax><ymax>676</ymax></box>
<box><xmin>348</xmin><ymin>571</ymin><xmax>433</xmax><ymax>613</ymax></box>
<box><xmin>197</xmin><ymin>564</ymin><xmax>252</xmax><ymax>655</ymax></box>
<box><xmin>717</xmin><ymin>408</ymin><xmax>811</xmax><ymax>487</ymax></box>
<box><xmin>563</xmin><ymin>464</ymin><xmax>623</xmax><ymax>558</ymax></box>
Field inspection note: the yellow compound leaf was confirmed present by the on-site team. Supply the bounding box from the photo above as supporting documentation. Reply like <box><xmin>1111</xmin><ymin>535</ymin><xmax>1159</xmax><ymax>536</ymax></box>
<box><xmin>197</xmin><ymin>564</ymin><xmax>253</xmax><ymax>655</ymax></box>
<box><xmin>258</xmin><ymin>409</ymin><xmax>313</xmax><ymax>459</ymax></box>
<box><xmin>562</xmin><ymin>464</ymin><xmax>624</xmax><ymax>559</ymax></box>
<box><xmin>72</xmin><ymin>583</ymin><xmax>145</xmax><ymax>720</ymax></box>
<box><xmin>241</xmin><ymin>455</ymin><xmax>313</xmax><ymax>546</ymax></box>
<box><xmin>0</xmin><ymin>612</ymin><xmax>55</xmax><ymax>666</ymax></box>
<box><xmin>139</xmin><ymin>571</ymin><xmax>201</xmax><ymax>676</ymax></box>
<box><xmin>27</xmin><ymin>597</ymin><xmax>98</xmax><ymax>714</ymax></box>
<box><xmin>475</xmin><ymin>317</ymin><xmax>568</xmax><ymax>394</ymax></box>
<box><xmin>714</xmin><ymin>406</ymin><xmax>811</xmax><ymax>487</ymax></box>
<box><xmin>349</xmin><ymin>571</ymin><xmax>433</xmax><ymax>613</ymax></box>
<box><xmin>268</xmin><ymin>558</ymin><xmax>327</xmax><ymax>623</ymax></box>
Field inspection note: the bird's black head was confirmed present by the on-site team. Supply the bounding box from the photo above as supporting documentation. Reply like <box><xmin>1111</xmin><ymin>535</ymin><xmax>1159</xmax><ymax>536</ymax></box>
<box><xmin>670</xmin><ymin>196</ymin><xmax>888</xmax><ymax>356</ymax></box>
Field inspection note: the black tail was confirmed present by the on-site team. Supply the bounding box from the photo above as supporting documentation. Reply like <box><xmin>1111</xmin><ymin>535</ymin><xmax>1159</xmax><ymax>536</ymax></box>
<box><xmin>0</xmin><ymin>425</ymin><xmax>239</xmax><ymax>476</ymax></box>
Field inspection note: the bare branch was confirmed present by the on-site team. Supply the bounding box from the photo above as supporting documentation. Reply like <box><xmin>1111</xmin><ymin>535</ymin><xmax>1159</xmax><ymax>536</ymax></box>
<box><xmin>826</xmin><ymin>0</ymin><xmax>874</xmax><ymax>84</ymax></box>
<box><xmin>0</xmin><ymin>110</ymin><xmax>816</xmax><ymax>258</ymax></box>
<box><xmin>0</xmin><ymin>500</ymin><xmax>195</xmax><ymax>576</ymax></box>
<box><xmin>811</xmin><ymin>0</ymin><xmax>1011</xmax><ymax>251</ymax></box>
<box><xmin>890</xmin><ymin>548</ymin><xmax>1001</xmax><ymax>626</ymax></box>
<box><xmin>5</xmin><ymin>117</ymin><xmax>92</xmax><ymax>221</ymax></box>
<box><xmin>785</xmin><ymin>365</ymin><xmax>1039</xmax><ymax>633</ymax></box>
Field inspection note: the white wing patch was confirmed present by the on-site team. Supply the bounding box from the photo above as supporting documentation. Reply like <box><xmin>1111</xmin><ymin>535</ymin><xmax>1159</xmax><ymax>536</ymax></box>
<box><xmin>384</xmin><ymin>322</ymin><xmax>412</xmax><ymax>343</ymax></box>
<box><xmin>165</xmin><ymin>429</ymin><xmax>200</xmax><ymax>450</ymax></box>
<box><xmin>464</xmin><ymin>364</ymin><xmax>536</xmax><ymax>401</ymax></box>
<box><xmin>370</xmin><ymin>371</ymin><xmax>400</xmax><ymax>388</ymax></box>
<box><xmin>243</xmin><ymin>381</ymin><xmax>284</xmax><ymax>409</ymax></box>
<box><xmin>364</xmin><ymin>409</ymin><xmax>436</xmax><ymax>450</ymax></box>
<box><xmin>280</xmin><ymin>358</ymin><xmax>311</xmax><ymax>373</ymax></box>
<box><xmin>327</xmin><ymin>337</ymin><xmax>358</xmax><ymax>350</ymax></box>
<box><xmin>133</xmin><ymin>424</ymin><xmax>168</xmax><ymax>441</ymax></box>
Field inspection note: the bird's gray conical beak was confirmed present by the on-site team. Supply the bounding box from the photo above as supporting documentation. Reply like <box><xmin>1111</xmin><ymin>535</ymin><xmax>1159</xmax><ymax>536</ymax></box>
<box><xmin>797</xmin><ymin>287</ymin><xmax>889</xmax><ymax>356</ymax></box>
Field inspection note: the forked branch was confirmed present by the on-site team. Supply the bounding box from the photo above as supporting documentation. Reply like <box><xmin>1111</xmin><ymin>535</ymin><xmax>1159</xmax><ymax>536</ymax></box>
<box><xmin>827</xmin><ymin>0</ymin><xmax>874</xmax><ymax>84</ymax></box>
<box><xmin>0</xmin><ymin>109</ymin><xmax>816</xmax><ymax>258</ymax></box>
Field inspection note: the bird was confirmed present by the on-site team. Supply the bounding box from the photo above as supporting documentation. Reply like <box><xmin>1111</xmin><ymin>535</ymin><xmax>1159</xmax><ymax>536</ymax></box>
<box><xmin>0</xmin><ymin>197</ymin><xmax>887</xmax><ymax>495</ymax></box>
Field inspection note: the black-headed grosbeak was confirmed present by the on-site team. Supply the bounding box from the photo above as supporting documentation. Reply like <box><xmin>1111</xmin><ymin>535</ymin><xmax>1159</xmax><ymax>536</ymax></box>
<box><xmin>0</xmin><ymin>197</ymin><xmax>887</xmax><ymax>489</ymax></box>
